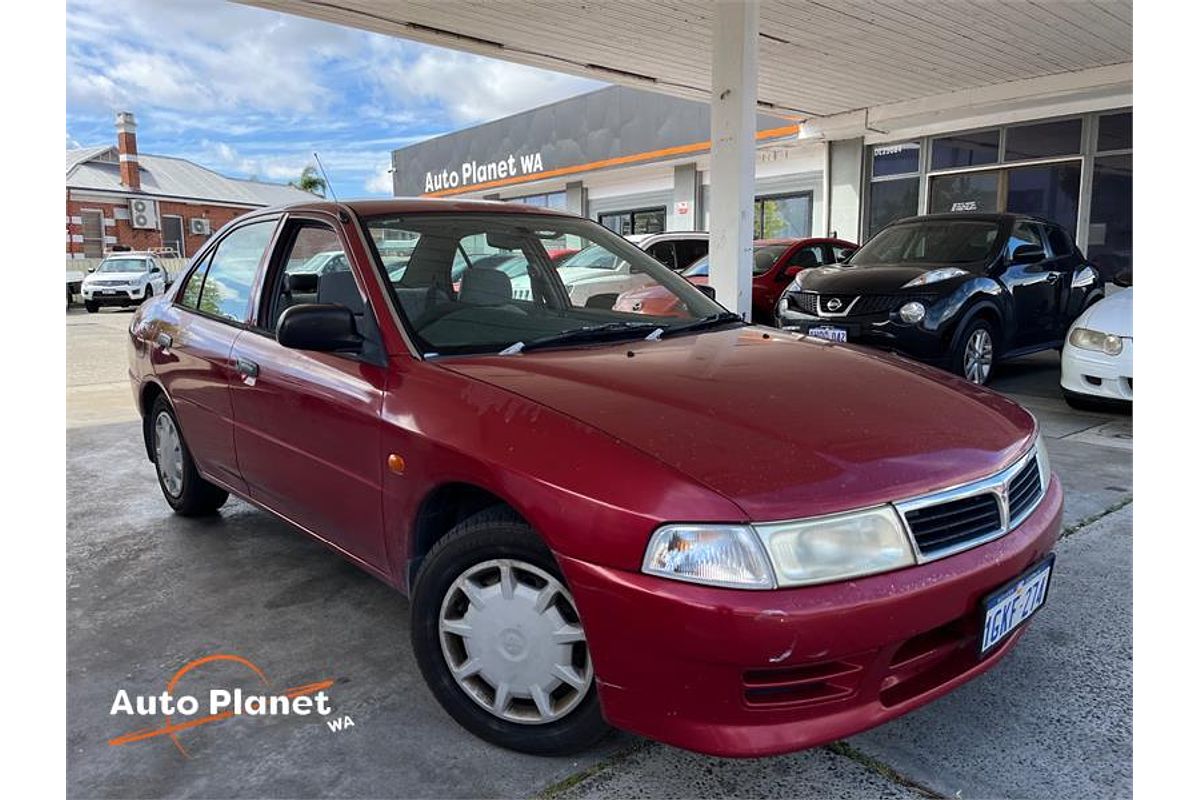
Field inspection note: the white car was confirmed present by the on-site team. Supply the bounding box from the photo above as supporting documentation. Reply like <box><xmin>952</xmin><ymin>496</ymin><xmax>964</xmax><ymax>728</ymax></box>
<box><xmin>1060</xmin><ymin>286</ymin><xmax>1132</xmax><ymax>409</ymax></box>
<box><xmin>627</xmin><ymin>231</ymin><xmax>709</xmax><ymax>272</ymax></box>
<box><xmin>81</xmin><ymin>253</ymin><xmax>169</xmax><ymax>313</ymax></box>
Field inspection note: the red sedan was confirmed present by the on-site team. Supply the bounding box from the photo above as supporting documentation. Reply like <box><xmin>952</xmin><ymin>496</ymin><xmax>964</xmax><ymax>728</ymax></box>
<box><xmin>614</xmin><ymin>237</ymin><xmax>857</xmax><ymax>323</ymax></box>
<box><xmin>128</xmin><ymin>199</ymin><xmax>1061</xmax><ymax>758</ymax></box>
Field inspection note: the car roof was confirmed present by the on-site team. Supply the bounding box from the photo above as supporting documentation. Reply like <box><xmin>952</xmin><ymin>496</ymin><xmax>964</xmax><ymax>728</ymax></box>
<box><xmin>246</xmin><ymin>197</ymin><xmax>580</xmax><ymax>220</ymax></box>
<box><xmin>893</xmin><ymin>211</ymin><xmax>1059</xmax><ymax>227</ymax></box>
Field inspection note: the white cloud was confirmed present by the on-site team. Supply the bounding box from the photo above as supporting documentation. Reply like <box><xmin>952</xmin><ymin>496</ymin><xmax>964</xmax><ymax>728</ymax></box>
<box><xmin>364</xmin><ymin>164</ymin><xmax>395</xmax><ymax>195</ymax></box>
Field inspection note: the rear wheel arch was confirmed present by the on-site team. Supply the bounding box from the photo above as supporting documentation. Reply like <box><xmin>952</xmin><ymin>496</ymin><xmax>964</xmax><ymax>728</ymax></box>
<box><xmin>406</xmin><ymin>482</ymin><xmax>529</xmax><ymax>592</ymax></box>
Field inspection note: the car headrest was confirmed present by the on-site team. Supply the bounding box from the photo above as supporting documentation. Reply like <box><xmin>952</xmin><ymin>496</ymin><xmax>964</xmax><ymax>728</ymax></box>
<box><xmin>285</xmin><ymin>272</ymin><xmax>319</xmax><ymax>293</ymax></box>
<box><xmin>317</xmin><ymin>270</ymin><xmax>364</xmax><ymax>314</ymax></box>
<box><xmin>459</xmin><ymin>267</ymin><xmax>513</xmax><ymax>306</ymax></box>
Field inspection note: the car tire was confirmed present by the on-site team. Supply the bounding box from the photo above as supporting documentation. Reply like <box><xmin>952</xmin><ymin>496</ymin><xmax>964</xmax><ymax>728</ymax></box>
<box><xmin>952</xmin><ymin>317</ymin><xmax>996</xmax><ymax>385</ymax></box>
<box><xmin>411</xmin><ymin>507</ymin><xmax>610</xmax><ymax>756</ymax></box>
<box><xmin>144</xmin><ymin>286</ymin><xmax>153</xmax><ymax>303</ymax></box>
<box><xmin>148</xmin><ymin>395</ymin><xmax>229</xmax><ymax>516</ymax></box>
<box><xmin>84</xmin><ymin>301</ymin><xmax>98</xmax><ymax>313</ymax></box>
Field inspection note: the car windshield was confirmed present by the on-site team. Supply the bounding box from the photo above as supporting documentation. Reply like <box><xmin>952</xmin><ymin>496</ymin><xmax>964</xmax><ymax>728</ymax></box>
<box><xmin>850</xmin><ymin>220</ymin><xmax>1000</xmax><ymax>266</ymax></box>
<box><xmin>681</xmin><ymin>256</ymin><xmax>708</xmax><ymax>277</ymax></box>
<box><xmin>97</xmin><ymin>258</ymin><xmax>147</xmax><ymax>273</ymax></box>
<box><xmin>364</xmin><ymin>213</ymin><xmax>732</xmax><ymax>355</ymax></box>
<box><xmin>556</xmin><ymin>243</ymin><xmax>624</xmax><ymax>271</ymax></box>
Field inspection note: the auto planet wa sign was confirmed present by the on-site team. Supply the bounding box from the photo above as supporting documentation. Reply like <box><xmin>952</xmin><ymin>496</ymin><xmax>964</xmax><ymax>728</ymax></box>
<box><xmin>425</xmin><ymin>152</ymin><xmax>545</xmax><ymax>193</ymax></box>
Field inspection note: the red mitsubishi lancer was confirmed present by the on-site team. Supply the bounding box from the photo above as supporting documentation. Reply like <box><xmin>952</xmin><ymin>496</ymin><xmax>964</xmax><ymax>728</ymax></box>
<box><xmin>127</xmin><ymin>199</ymin><xmax>1061</xmax><ymax>757</ymax></box>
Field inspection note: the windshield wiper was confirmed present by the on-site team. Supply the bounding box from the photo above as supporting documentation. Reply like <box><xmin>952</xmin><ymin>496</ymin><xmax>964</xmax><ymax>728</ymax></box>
<box><xmin>503</xmin><ymin>321</ymin><xmax>662</xmax><ymax>354</ymax></box>
<box><xmin>658</xmin><ymin>312</ymin><xmax>744</xmax><ymax>338</ymax></box>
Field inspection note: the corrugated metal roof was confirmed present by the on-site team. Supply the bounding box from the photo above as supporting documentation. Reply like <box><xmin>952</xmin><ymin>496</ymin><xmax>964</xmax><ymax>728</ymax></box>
<box><xmin>66</xmin><ymin>148</ymin><xmax>315</xmax><ymax>207</ymax></box>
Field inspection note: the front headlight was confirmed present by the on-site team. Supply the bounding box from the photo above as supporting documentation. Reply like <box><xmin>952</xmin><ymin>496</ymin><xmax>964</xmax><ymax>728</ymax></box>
<box><xmin>756</xmin><ymin>506</ymin><xmax>915</xmax><ymax>586</ymax></box>
<box><xmin>1068</xmin><ymin>327</ymin><xmax>1123</xmax><ymax>355</ymax></box>
<box><xmin>642</xmin><ymin>524</ymin><xmax>775</xmax><ymax>589</ymax></box>
<box><xmin>902</xmin><ymin>268</ymin><xmax>968</xmax><ymax>288</ymax></box>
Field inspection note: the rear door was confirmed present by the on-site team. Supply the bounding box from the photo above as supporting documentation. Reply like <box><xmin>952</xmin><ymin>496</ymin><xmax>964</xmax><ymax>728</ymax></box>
<box><xmin>150</xmin><ymin>218</ymin><xmax>279</xmax><ymax>494</ymax></box>
<box><xmin>227</xmin><ymin>214</ymin><xmax>391</xmax><ymax>573</ymax></box>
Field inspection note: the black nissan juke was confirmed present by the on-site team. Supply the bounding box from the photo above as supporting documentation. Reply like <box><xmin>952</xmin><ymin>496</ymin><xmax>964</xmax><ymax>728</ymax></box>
<box><xmin>774</xmin><ymin>212</ymin><xmax>1105</xmax><ymax>384</ymax></box>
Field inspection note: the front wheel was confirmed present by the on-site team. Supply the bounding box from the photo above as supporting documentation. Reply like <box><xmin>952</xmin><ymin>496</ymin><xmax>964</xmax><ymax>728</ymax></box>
<box><xmin>84</xmin><ymin>300</ymin><xmax>98</xmax><ymax>313</ymax></box>
<box><xmin>953</xmin><ymin>318</ymin><xmax>996</xmax><ymax>385</ymax></box>
<box><xmin>411</xmin><ymin>508</ymin><xmax>609</xmax><ymax>755</ymax></box>
<box><xmin>149</xmin><ymin>395</ymin><xmax>228</xmax><ymax>516</ymax></box>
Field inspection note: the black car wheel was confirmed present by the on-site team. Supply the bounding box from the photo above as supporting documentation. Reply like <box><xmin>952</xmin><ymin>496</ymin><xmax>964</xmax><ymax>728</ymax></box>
<box><xmin>953</xmin><ymin>318</ymin><xmax>995</xmax><ymax>385</ymax></box>
<box><xmin>84</xmin><ymin>300</ymin><xmax>98</xmax><ymax>313</ymax></box>
<box><xmin>149</xmin><ymin>395</ymin><xmax>228</xmax><ymax>516</ymax></box>
<box><xmin>411</xmin><ymin>506</ymin><xmax>609</xmax><ymax>755</ymax></box>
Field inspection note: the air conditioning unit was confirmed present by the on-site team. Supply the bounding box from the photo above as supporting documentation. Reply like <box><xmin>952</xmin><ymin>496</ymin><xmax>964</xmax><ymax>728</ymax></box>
<box><xmin>128</xmin><ymin>198</ymin><xmax>158</xmax><ymax>230</ymax></box>
<box><xmin>189</xmin><ymin>217</ymin><xmax>211</xmax><ymax>236</ymax></box>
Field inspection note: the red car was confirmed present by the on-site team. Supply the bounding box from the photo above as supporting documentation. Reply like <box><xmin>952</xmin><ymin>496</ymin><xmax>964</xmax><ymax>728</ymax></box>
<box><xmin>615</xmin><ymin>237</ymin><xmax>857</xmax><ymax>323</ymax></box>
<box><xmin>128</xmin><ymin>199</ymin><xmax>1061</xmax><ymax>758</ymax></box>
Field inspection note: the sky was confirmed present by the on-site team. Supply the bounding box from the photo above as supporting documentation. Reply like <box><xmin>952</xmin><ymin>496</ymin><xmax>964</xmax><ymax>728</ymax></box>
<box><xmin>66</xmin><ymin>0</ymin><xmax>604</xmax><ymax>197</ymax></box>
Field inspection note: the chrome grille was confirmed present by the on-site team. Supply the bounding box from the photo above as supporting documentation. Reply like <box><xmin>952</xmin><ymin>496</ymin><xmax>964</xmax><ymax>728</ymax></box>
<box><xmin>788</xmin><ymin>292</ymin><xmax>936</xmax><ymax>317</ymax></box>
<box><xmin>896</xmin><ymin>447</ymin><xmax>1046</xmax><ymax>561</ymax></box>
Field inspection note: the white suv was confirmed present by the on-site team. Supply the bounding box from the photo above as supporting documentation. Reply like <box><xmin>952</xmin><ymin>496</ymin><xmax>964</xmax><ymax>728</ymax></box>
<box><xmin>627</xmin><ymin>231</ymin><xmax>709</xmax><ymax>272</ymax></box>
<box><xmin>81</xmin><ymin>253</ymin><xmax>169</xmax><ymax>313</ymax></box>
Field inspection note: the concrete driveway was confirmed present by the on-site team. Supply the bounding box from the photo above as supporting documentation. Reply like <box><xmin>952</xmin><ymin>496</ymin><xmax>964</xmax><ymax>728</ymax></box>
<box><xmin>67</xmin><ymin>310</ymin><xmax>1131</xmax><ymax>799</ymax></box>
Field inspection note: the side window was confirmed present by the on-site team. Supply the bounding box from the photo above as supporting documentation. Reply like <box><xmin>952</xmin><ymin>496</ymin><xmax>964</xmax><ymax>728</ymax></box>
<box><xmin>1043</xmin><ymin>225</ymin><xmax>1075</xmax><ymax>258</ymax></box>
<box><xmin>267</xmin><ymin>224</ymin><xmax>354</xmax><ymax>331</ymax></box>
<box><xmin>1006</xmin><ymin>222</ymin><xmax>1044</xmax><ymax>261</ymax></box>
<box><xmin>674</xmin><ymin>240</ymin><xmax>709</xmax><ymax>271</ymax></box>
<box><xmin>787</xmin><ymin>245</ymin><xmax>824</xmax><ymax>269</ymax></box>
<box><xmin>194</xmin><ymin>221</ymin><xmax>276</xmax><ymax>322</ymax></box>
<box><xmin>832</xmin><ymin>244</ymin><xmax>857</xmax><ymax>262</ymax></box>
<box><xmin>646</xmin><ymin>241</ymin><xmax>677</xmax><ymax>271</ymax></box>
<box><xmin>177</xmin><ymin>254</ymin><xmax>210</xmax><ymax>309</ymax></box>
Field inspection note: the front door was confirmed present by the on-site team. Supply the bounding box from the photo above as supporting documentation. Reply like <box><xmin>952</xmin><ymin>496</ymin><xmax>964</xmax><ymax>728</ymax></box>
<box><xmin>1000</xmin><ymin>220</ymin><xmax>1059</xmax><ymax>349</ymax></box>
<box><xmin>228</xmin><ymin>218</ymin><xmax>390</xmax><ymax>574</ymax></box>
<box><xmin>151</xmin><ymin>218</ymin><xmax>279</xmax><ymax>494</ymax></box>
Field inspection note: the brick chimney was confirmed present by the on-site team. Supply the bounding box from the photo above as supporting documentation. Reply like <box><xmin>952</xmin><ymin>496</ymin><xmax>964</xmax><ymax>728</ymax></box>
<box><xmin>115</xmin><ymin>111</ymin><xmax>141</xmax><ymax>191</ymax></box>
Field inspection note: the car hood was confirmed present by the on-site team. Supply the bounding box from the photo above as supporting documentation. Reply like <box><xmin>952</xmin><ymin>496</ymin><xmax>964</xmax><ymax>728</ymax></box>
<box><xmin>437</xmin><ymin>326</ymin><xmax>1036</xmax><ymax>521</ymax></box>
<box><xmin>801</xmin><ymin>263</ymin><xmax>975</xmax><ymax>292</ymax></box>
<box><xmin>1074</xmin><ymin>287</ymin><xmax>1132</xmax><ymax>337</ymax></box>
<box><xmin>85</xmin><ymin>271</ymin><xmax>144</xmax><ymax>282</ymax></box>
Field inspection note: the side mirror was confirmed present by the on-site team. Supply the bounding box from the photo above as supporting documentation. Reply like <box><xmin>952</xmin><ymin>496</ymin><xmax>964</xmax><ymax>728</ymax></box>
<box><xmin>696</xmin><ymin>284</ymin><xmax>717</xmax><ymax>300</ymax></box>
<box><xmin>1113</xmin><ymin>268</ymin><xmax>1133</xmax><ymax>288</ymax></box>
<box><xmin>783</xmin><ymin>265</ymin><xmax>802</xmax><ymax>279</ymax></box>
<box><xmin>1011</xmin><ymin>244</ymin><xmax>1045</xmax><ymax>265</ymax></box>
<box><xmin>277</xmin><ymin>304</ymin><xmax>362</xmax><ymax>353</ymax></box>
<box><xmin>87</xmin><ymin>267</ymin><xmax>96</xmax><ymax>274</ymax></box>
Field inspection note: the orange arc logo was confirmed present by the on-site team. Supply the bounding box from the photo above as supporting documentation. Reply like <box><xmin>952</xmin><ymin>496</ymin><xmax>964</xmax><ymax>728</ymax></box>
<box><xmin>107</xmin><ymin>653</ymin><xmax>334</xmax><ymax>759</ymax></box>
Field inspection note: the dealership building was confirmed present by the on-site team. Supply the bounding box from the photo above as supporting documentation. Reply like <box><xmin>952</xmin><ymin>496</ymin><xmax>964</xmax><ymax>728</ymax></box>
<box><xmin>390</xmin><ymin>73</ymin><xmax>1131</xmax><ymax>278</ymax></box>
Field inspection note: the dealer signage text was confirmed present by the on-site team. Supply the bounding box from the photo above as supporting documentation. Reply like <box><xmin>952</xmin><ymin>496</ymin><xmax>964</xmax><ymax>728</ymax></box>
<box><xmin>425</xmin><ymin>152</ymin><xmax>545</xmax><ymax>192</ymax></box>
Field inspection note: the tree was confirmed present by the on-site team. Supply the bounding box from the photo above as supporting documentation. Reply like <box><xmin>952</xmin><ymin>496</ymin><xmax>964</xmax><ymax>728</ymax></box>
<box><xmin>291</xmin><ymin>165</ymin><xmax>326</xmax><ymax>196</ymax></box>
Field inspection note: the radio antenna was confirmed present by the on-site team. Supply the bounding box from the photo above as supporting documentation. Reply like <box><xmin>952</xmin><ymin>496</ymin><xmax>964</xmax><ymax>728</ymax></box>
<box><xmin>312</xmin><ymin>151</ymin><xmax>338</xmax><ymax>202</ymax></box>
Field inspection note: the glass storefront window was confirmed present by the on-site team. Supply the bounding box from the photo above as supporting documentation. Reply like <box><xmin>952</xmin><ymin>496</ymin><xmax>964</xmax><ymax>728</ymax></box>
<box><xmin>868</xmin><ymin>178</ymin><xmax>919</xmax><ymax>236</ymax></box>
<box><xmin>931</xmin><ymin>130</ymin><xmax>1000</xmax><ymax>170</ymax></box>
<box><xmin>1087</xmin><ymin>154</ymin><xmax>1132</xmax><ymax>282</ymax></box>
<box><xmin>1097</xmin><ymin>112</ymin><xmax>1132</xmax><ymax>153</ymax></box>
<box><xmin>872</xmin><ymin>142</ymin><xmax>920</xmax><ymax>177</ymax></box>
<box><xmin>599</xmin><ymin>208</ymin><xmax>666</xmax><ymax>236</ymax></box>
<box><xmin>754</xmin><ymin>193</ymin><xmax>812</xmax><ymax>239</ymax></box>
<box><xmin>929</xmin><ymin>171</ymin><xmax>1000</xmax><ymax>214</ymax></box>
<box><xmin>1004</xmin><ymin>119</ymin><xmax>1083</xmax><ymax>161</ymax></box>
<box><xmin>1005</xmin><ymin>162</ymin><xmax>1081</xmax><ymax>233</ymax></box>
<box><xmin>510</xmin><ymin>191</ymin><xmax>566</xmax><ymax>209</ymax></box>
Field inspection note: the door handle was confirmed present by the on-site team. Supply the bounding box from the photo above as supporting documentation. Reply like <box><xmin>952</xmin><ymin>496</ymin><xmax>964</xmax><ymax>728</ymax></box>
<box><xmin>1044</xmin><ymin>272</ymin><xmax>1060</xmax><ymax>284</ymax></box>
<box><xmin>235</xmin><ymin>357</ymin><xmax>259</xmax><ymax>378</ymax></box>
<box><xmin>155</xmin><ymin>332</ymin><xmax>173</xmax><ymax>349</ymax></box>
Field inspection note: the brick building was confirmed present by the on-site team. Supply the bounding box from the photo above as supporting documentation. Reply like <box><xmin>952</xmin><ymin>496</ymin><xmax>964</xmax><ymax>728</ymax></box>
<box><xmin>66</xmin><ymin>112</ymin><xmax>313</xmax><ymax>260</ymax></box>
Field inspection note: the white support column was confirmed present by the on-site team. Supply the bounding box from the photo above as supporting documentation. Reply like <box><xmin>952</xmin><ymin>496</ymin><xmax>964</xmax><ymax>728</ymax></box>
<box><xmin>709</xmin><ymin>0</ymin><xmax>759</xmax><ymax>319</ymax></box>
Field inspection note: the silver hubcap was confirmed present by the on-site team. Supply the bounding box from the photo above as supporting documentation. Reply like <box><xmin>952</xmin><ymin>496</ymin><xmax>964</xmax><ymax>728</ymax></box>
<box><xmin>439</xmin><ymin>559</ymin><xmax>592</xmax><ymax>725</ymax></box>
<box><xmin>964</xmin><ymin>328</ymin><xmax>993</xmax><ymax>384</ymax></box>
<box><xmin>154</xmin><ymin>411</ymin><xmax>184</xmax><ymax>497</ymax></box>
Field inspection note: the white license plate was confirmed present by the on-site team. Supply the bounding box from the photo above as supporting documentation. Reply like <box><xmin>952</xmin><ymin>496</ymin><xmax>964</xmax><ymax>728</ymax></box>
<box><xmin>101</xmin><ymin>290</ymin><xmax>118</xmax><ymax>295</ymax></box>
<box><xmin>980</xmin><ymin>555</ymin><xmax>1054</xmax><ymax>655</ymax></box>
<box><xmin>808</xmin><ymin>325</ymin><xmax>847</xmax><ymax>343</ymax></box>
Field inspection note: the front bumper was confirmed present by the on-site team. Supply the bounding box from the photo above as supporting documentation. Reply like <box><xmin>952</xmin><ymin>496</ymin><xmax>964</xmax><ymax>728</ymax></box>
<box><xmin>82</xmin><ymin>285</ymin><xmax>145</xmax><ymax>305</ymax></box>
<box><xmin>559</xmin><ymin>475</ymin><xmax>1063</xmax><ymax>758</ymax></box>
<box><xmin>775</xmin><ymin>305</ymin><xmax>951</xmax><ymax>365</ymax></box>
<box><xmin>1060</xmin><ymin>339</ymin><xmax>1133</xmax><ymax>402</ymax></box>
